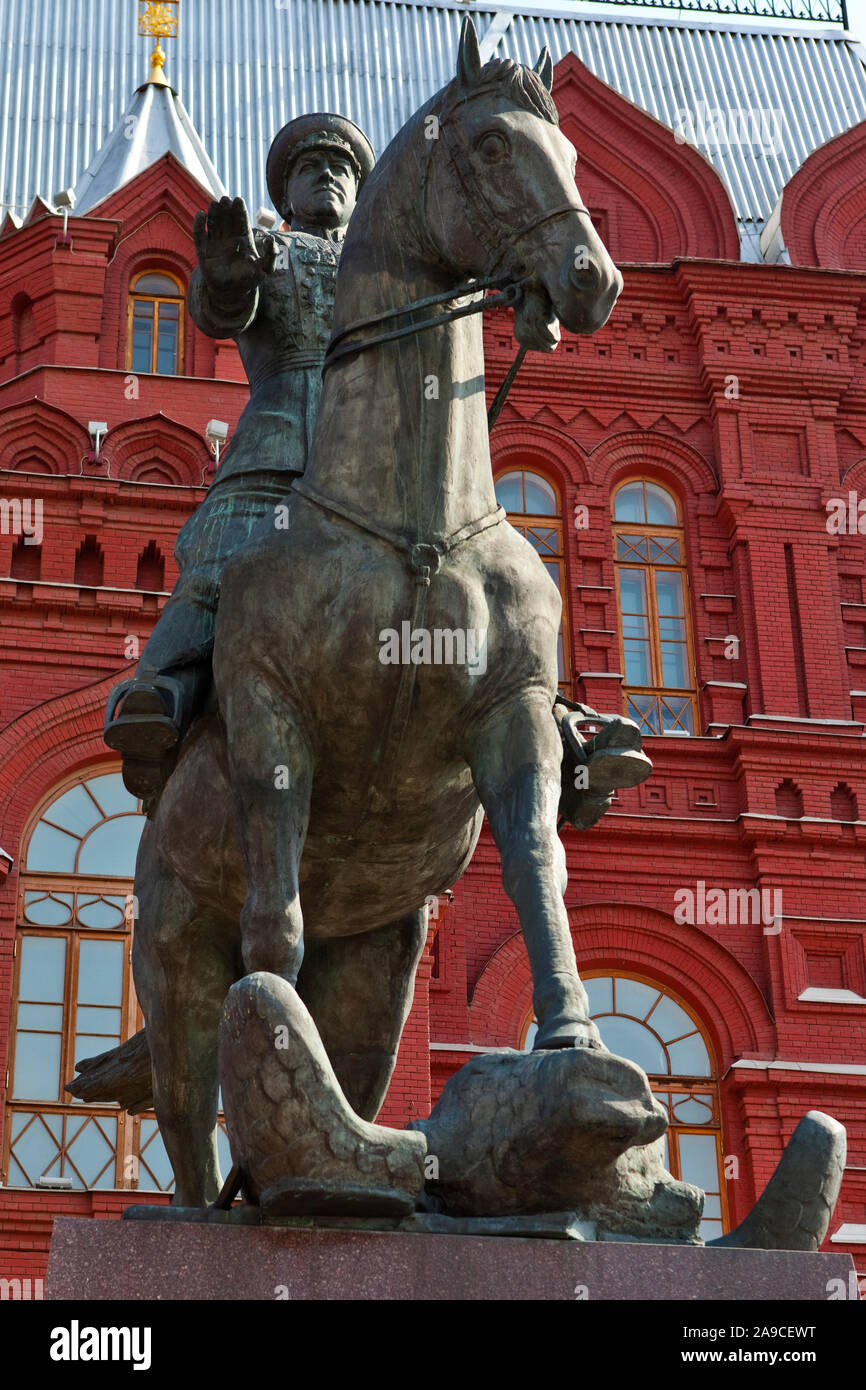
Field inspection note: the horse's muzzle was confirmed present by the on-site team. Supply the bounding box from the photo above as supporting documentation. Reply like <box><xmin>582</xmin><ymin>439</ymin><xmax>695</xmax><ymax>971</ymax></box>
<box><xmin>556</xmin><ymin>255</ymin><xmax>623</xmax><ymax>335</ymax></box>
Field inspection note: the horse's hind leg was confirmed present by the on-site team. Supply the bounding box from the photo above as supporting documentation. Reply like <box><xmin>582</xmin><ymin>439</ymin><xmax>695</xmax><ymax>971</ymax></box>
<box><xmin>297</xmin><ymin>908</ymin><xmax>428</xmax><ymax>1120</ymax></box>
<box><xmin>132</xmin><ymin>826</ymin><xmax>237</xmax><ymax>1206</ymax></box>
<box><xmin>466</xmin><ymin>691</ymin><xmax>602</xmax><ymax>1051</ymax></box>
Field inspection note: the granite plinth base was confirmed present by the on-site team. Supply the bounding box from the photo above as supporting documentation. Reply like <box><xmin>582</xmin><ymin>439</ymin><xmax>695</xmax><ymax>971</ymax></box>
<box><xmin>46</xmin><ymin>1217</ymin><xmax>857</xmax><ymax>1301</ymax></box>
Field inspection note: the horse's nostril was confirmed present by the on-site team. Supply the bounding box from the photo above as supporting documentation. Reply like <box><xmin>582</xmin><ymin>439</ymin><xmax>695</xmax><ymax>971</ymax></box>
<box><xmin>568</xmin><ymin>261</ymin><xmax>598</xmax><ymax>293</ymax></box>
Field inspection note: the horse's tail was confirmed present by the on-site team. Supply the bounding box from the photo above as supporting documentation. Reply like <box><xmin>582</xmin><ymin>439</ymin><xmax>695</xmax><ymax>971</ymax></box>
<box><xmin>65</xmin><ymin>1028</ymin><xmax>153</xmax><ymax>1114</ymax></box>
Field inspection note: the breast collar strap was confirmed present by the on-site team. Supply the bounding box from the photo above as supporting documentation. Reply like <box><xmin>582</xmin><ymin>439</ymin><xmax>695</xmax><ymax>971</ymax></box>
<box><xmin>291</xmin><ymin>479</ymin><xmax>505</xmax><ymax>585</ymax></box>
<box><xmin>291</xmin><ymin>480</ymin><xmax>505</xmax><ymax>805</ymax></box>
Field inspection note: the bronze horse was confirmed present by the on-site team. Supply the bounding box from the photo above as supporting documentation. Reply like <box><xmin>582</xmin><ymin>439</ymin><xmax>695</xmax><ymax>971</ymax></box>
<box><xmin>129</xmin><ymin>22</ymin><xmax>622</xmax><ymax>1206</ymax></box>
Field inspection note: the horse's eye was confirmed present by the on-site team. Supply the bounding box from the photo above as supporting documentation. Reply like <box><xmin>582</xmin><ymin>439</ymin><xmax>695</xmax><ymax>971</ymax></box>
<box><xmin>478</xmin><ymin>132</ymin><xmax>508</xmax><ymax>162</ymax></box>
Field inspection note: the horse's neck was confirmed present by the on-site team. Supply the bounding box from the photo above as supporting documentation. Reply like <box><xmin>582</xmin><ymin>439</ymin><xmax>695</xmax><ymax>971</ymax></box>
<box><xmin>304</xmin><ymin>208</ymin><xmax>498</xmax><ymax>542</ymax></box>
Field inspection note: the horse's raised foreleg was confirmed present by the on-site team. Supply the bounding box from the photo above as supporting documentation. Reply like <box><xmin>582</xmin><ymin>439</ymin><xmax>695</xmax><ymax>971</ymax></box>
<box><xmin>222</xmin><ymin>683</ymin><xmax>311</xmax><ymax>984</ymax></box>
<box><xmin>132</xmin><ymin>826</ymin><xmax>237</xmax><ymax>1206</ymax></box>
<box><xmin>466</xmin><ymin>691</ymin><xmax>602</xmax><ymax>1050</ymax></box>
<box><xmin>297</xmin><ymin>908</ymin><xmax>428</xmax><ymax>1120</ymax></box>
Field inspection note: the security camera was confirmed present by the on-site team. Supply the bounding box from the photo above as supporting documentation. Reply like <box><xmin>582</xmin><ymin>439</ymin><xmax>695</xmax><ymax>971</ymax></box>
<box><xmin>255</xmin><ymin>207</ymin><xmax>277</xmax><ymax>230</ymax></box>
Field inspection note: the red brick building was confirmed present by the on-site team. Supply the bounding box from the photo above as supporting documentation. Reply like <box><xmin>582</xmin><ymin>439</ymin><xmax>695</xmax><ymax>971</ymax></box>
<box><xmin>1</xmin><ymin>25</ymin><xmax>865</xmax><ymax>1288</ymax></box>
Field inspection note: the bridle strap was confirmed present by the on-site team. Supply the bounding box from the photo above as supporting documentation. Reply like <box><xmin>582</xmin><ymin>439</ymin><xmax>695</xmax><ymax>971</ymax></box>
<box><xmin>507</xmin><ymin>200</ymin><xmax>590</xmax><ymax>245</ymax></box>
<box><xmin>324</xmin><ymin>100</ymin><xmax>591</xmax><ymax>374</ymax></box>
<box><xmin>436</xmin><ymin>85</ymin><xmax>590</xmax><ymax>274</ymax></box>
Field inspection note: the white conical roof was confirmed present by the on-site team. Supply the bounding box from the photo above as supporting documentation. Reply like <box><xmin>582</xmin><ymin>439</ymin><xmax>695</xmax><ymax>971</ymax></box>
<box><xmin>71</xmin><ymin>65</ymin><xmax>226</xmax><ymax>214</ymax></box>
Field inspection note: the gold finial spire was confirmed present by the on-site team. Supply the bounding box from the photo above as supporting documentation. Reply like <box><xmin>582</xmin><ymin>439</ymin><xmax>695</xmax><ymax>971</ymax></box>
<box><xmin>138</xmin><ymin>2</ymin><xmax>179</xmax><ymax>88</ymax></box>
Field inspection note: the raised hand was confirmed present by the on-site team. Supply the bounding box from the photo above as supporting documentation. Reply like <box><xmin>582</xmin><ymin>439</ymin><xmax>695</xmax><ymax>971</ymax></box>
<box><xmin>192</xmin><ymin>196</ymin><xmax>277</xmax><ymax>298</ymax></box>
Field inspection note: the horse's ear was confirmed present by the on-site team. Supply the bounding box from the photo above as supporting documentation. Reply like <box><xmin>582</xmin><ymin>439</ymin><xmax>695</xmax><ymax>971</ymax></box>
<box><xmin>533</xmin><ymin>47</ymin><xmax>553</xmax><ymax>92</ymax></box>
<box><xmin>457</xmin><ymin>16</ymin><xmax>482</xmax><ymax>85</ymax></box>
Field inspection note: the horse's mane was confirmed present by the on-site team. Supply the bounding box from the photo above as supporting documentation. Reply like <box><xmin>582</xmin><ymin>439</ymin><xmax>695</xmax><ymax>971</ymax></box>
<box><xmin>440</xmin><ymin>57</ymin><xmax>560</xmax><ymax>126</ymax></box>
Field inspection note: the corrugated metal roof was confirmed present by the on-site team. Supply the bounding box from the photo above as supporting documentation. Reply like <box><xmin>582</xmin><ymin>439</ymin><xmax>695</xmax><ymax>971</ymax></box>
<box><xmin>2</xmin><ymin>0</ymin><xmax>866</xmax><ymax>249</ymax></box>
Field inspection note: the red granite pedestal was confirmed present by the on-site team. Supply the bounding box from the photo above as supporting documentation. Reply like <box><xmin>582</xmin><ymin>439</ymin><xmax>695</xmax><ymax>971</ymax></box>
<box><xmin>46</xmin><ymin>1217</ymin><xmax>859</xmax><ymax>1301</ymax></box>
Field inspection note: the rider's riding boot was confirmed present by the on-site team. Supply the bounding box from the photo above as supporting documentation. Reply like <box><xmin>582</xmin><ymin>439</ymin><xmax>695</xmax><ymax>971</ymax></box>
<box><xmin>555</xmin><ymin>701</ymin><xmax>653</xmax><ymax>795</ymax></box>
<box><xmin>104</xmin><ymin>674</ymin><xmax>185</xmax><ymax>800</ymax></box>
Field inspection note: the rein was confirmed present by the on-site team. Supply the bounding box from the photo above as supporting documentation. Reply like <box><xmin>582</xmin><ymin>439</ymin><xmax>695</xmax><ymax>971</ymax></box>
<box><xmin>320</xmin><ymin>198</ymin><xmax>581</xmax><ymax>424</ymax></box>
<box><xmin>322</xmin><ymin>201</ymin><xmax>583</xmax><ymax>386</ymax></box>
<box><xmin>322</xmin><ymin>271</ymin><xmax>525</xmax><ymax>370</ymax></box>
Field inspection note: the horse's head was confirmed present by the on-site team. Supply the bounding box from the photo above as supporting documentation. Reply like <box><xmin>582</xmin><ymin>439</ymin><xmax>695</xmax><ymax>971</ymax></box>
<box><xmin>422</xmin><ymin>18</ymin><xmax>622</xmax><ymax>349</ymax></box>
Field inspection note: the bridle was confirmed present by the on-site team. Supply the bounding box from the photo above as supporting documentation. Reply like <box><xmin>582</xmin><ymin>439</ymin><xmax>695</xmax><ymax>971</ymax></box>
<box><xmin>322</xmin><ymin>82</ymin><xmax>591</xmax><ymax>387</ymax></box>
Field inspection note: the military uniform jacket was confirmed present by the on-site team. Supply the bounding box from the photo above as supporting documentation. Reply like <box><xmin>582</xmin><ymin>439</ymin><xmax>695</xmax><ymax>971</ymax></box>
<box><xmin>189</xmin><ymin>228</ymin><xmax>342</xmax><ymax>486</ymax></box>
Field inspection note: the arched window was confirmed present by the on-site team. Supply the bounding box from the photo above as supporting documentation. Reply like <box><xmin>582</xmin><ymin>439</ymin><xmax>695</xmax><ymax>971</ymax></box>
<box><xmin>612</xmin><ymin>479</ymin><xmax>697</xmax><ymax>735</ymax></box>
<box><xmin>494</xmin><ymin>467</ymin><xmax>571</xmax><ymax>697</ymax></box>
<box><xmin>3</xmin><ymin>770</ymin><xmax>229</xmax><ymax>1192</ymax></box>
<box><xmin>522</xmin><ymin>971</ymin><xmax>727</xmax><ymax>1241</ymax></box>
<box><xmin>127</xmin><ymin>271</ymin><xmax>184</xmax><ymax>376</ymax></box>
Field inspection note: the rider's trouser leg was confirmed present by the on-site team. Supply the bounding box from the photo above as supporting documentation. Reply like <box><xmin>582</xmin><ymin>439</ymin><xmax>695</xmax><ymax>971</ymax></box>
<box><xmin>132</xmin><ymin>569</ymin><xmax>221</xmax><ymax>737</ymax></box>
<box><xmin>105</xmin><ymin>475</ymin><xmax>290</xmax><ymax>796</ymax></box>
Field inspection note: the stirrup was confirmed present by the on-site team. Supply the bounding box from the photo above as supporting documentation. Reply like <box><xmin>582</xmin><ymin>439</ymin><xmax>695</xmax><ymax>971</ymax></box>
<box><xmin>560</xmin><ymin>710</ymin><xmax>652</xmax><ymax>793</ymax></box>
<box><xmin>104</xmin><ymin>675</ymin><xmax>184</xmax><ymax>754</ymax></box>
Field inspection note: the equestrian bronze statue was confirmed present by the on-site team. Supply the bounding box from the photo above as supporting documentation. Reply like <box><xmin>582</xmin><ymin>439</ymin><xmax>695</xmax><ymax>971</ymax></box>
<box><xmin>101</xmin><ymin>24</ymin><xmax>624</xmax><ymax>1207</ymax></box>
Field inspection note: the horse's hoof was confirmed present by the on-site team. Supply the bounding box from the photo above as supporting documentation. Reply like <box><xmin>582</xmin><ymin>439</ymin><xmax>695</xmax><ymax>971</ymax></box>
<box><xmin>260</xmin><ymin>1177</ymin><xmax>414</xmax><ymax>1220</ymax></box>
<box><xmin>533</xmin><ymin>1017</ymin><xmax>604</xmax><ymax>1051</ymax></box>
<box><xmin>219</xmin><ymin>972</ymin><xmax>428</xmax><ymax>1218</ymax></box>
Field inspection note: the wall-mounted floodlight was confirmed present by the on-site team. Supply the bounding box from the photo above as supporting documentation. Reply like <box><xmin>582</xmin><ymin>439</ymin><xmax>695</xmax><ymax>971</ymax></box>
<box><xmin>88</xmin><ymin>422</ymin><xmax>108</xmax><ymax>463</ymax></box>
<box><xmin>54</xmin><ymin>187</ymin><xmax>75</xmax><ymax>240</ymax></box>
<box><xmin>205</xmin><ymin>419</ymin><xmax>229</xmax><ymax>469</ymax></box>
